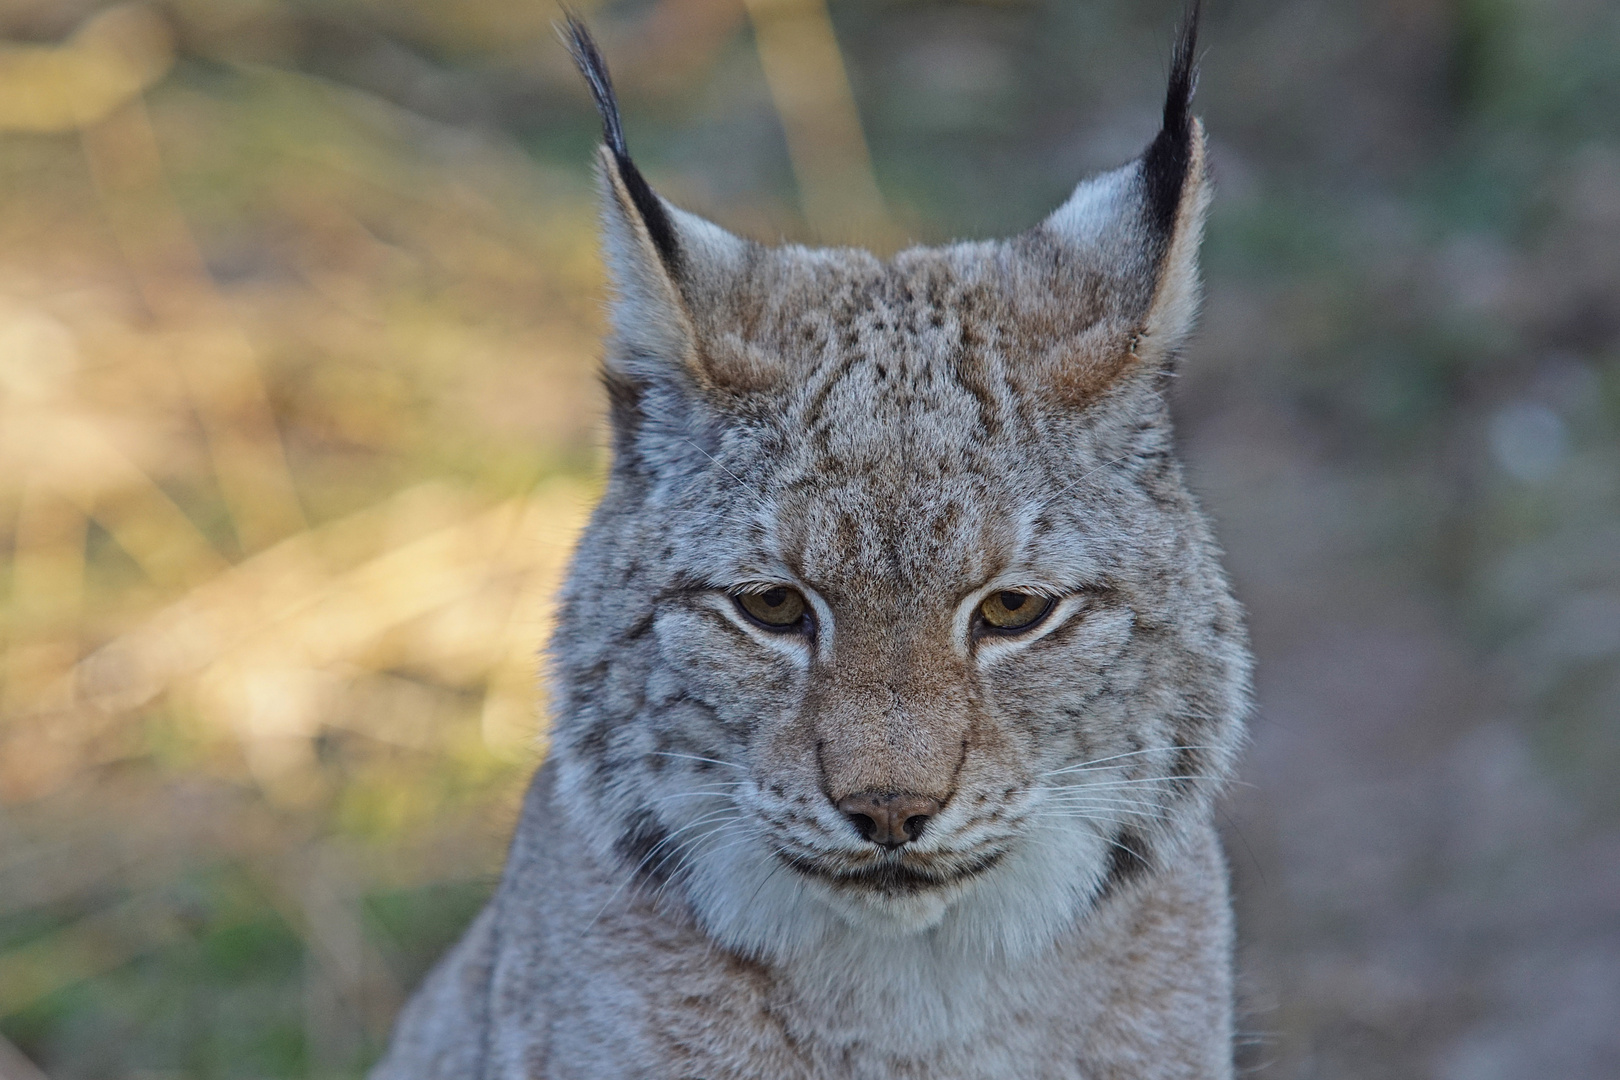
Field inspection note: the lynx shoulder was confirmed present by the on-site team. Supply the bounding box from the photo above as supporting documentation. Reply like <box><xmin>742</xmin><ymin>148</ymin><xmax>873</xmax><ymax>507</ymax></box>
<box><xmin>375</xmin><ymin>4</ymin><xmax>1251</xmax><ymax>1077</ymax></box>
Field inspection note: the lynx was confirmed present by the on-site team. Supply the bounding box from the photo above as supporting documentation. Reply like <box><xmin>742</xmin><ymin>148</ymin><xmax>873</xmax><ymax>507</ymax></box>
<box><xmin>374</xmin><ymin>4</ymin><xmax>1251</xmax><ymax>1077</ymax></box>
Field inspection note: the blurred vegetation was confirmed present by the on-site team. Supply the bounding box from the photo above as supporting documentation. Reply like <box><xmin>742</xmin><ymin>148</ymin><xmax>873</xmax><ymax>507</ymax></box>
<box><xmin>0</xmin><ymin>0</ymin><xmax>1615</xmax><ymax>1077</ymax></box>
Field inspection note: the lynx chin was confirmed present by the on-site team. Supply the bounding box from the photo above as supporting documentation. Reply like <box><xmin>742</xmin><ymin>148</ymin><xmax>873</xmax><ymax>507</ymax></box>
<box><xmin>375</xmin><ymin>3</ymin><xmax>1251</xmax><ymax>1077</ymax></box>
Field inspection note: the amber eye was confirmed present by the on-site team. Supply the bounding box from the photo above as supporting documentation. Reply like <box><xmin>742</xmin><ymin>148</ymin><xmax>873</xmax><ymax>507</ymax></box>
<box><xmin>735</xmin><ymin>587</ymin><xmax>809</xmax><ymax>631</ymax></box>
<box><xmin>978</xmin><ymin>590</ymin><xmax>1053</xmax><ymax>632</ymax></box>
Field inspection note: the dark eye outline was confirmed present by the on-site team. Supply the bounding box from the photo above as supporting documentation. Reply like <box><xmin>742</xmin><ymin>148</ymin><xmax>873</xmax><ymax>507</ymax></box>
<box><xmin>732</xmin><ymin>586</ymin><xmax>815</xmax><ymax>636</ymax></box>
<box><xmin>973</xmin><ymin>590</ymin><xmax>1057</xmax><ymax>637</ymax></box>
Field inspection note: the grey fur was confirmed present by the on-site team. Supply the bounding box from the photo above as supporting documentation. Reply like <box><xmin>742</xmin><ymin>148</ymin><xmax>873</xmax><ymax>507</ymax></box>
<box><xmin>375</xmin><ymin>7</ymin><xmax>1250</xmax><ymax>1077</ymax></box>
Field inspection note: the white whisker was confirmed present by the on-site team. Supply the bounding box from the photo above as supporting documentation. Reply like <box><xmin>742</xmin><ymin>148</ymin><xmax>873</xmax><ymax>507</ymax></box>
<box><xmin>648</xmin><ymin>786</ymin><xmax>747</xmax><ymax>806</ymax></box>
<box><xmin>651</xmin><ymin>751</ymin><xmax>750</xmax><ymax>772</ymax></box>
<box><xmin>1047</xmin><ymin>774</ymin><xmax>1225</xmax><ymax>790</ymax></box>
<box><xmin>1041</xmin><ymin>745</ymin><xmax>1224</xmax><ymax>778</ymax></box>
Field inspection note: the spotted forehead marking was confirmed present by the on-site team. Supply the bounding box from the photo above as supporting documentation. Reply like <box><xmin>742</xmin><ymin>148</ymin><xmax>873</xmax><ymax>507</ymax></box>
<box><xmin>767</xmin><ymin>457</ymin><xmax>1020</xmax><ymax>598</ymax></box>
<box><xmin>773</xmin><ymin>263</ymin><xmax>1036</xmax><ymax>477</ymax></box>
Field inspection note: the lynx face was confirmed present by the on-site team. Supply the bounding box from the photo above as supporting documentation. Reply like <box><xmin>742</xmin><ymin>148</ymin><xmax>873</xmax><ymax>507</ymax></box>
<box><xmin>551</xmin><ymin>17</ymin><xmax>1248</xmax><ymax>963</ymax></box>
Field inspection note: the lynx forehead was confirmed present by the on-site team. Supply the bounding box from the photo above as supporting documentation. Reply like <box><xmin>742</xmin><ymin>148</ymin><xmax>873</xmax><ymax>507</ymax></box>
<box><xmin>376</xmin><ymin>4</ymin><xmax>1252</xmax><ymax>1076</ymax></box>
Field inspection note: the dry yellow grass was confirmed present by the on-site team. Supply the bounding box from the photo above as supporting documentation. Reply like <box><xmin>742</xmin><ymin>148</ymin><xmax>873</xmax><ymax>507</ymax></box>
<box><xmin>0</xmin><ymin>2</ymin><xmax>607</xmax><ymax>1063</ymax></box>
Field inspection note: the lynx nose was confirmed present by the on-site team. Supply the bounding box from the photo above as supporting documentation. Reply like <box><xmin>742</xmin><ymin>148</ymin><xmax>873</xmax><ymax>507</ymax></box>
<box><xmin>837</xmin><ymin>792</ymin><xmax>943</xmax><ymax>849</ymax></box>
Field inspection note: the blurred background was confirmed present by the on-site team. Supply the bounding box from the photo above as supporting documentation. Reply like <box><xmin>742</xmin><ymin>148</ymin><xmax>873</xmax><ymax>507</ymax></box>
<box><xmin>0</xmin><ymin>0</ymin><xmax>1615</xmax><ymax>1076</ymax></box>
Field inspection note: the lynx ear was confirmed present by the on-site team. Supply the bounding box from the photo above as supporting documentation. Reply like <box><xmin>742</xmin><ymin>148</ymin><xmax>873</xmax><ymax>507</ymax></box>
<box><xmin>1038</xmin><ymin>0</ymin><xmax>1210</xmax><ymax>369</ymax></box>
<box><xmin>562</xmin><ymin>17</ymin><xmax>759</xmax><ymax>400</ymax></box>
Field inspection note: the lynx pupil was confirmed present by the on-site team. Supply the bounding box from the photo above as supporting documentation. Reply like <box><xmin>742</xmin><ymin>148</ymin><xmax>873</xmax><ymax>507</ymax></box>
<box><xmin>980</xmin><ymin>590</ymin><xmax>1052</xmax><ymax>631</ymax></box>
<box><xmin>737</xmin><ymin>587</ymin><xmax>807</xmax><ymax>630</ymax></box>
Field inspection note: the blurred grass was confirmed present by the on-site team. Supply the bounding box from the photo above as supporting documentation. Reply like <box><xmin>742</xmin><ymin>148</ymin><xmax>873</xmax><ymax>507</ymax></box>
<box><xmin>0</xmin><ymin>4</ymin><xmax>614</xmax><ymax>1073</ymax></box>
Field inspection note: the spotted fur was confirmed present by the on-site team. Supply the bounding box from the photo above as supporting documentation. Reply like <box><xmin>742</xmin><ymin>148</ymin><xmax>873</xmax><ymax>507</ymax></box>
<box><xmin>376</xmin><ymin>4</ymin><xmax>1251</xmax><ymax>1077</ymax></box>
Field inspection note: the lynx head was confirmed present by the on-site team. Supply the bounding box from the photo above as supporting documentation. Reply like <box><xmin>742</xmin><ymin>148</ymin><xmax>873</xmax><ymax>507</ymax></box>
<box><xmin>551</xmin><ymin>4</ymin><xmax>1248</xmax><ymax>965</ymax></box>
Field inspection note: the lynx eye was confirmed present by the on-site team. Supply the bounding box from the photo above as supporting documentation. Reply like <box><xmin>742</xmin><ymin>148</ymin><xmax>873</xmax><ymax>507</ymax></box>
<box><xmin>735</xmin><ymin>587</ymin><xmax>809</xmax><ymax>632</ymax></box>
<box><xmin>978</xmin><ymin>591</ymin><xmax>1054</xmax><ymax>633</ymax></box>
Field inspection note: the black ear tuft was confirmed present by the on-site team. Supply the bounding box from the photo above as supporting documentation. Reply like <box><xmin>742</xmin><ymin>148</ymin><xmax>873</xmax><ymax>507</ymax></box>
<box><xmin>1141</xmin><ymin>0</ymin><xmax>1201</xmax><ymax>243</ymax></box>
<box><xmin>560</xmin><ymin>11</ymin><xmax>628</xmax><ymax>160</ymax></box>
<box><xmin>559</xmin><ymin>11</ymin><xmax>683</xmax><ymax>272</ymax></box>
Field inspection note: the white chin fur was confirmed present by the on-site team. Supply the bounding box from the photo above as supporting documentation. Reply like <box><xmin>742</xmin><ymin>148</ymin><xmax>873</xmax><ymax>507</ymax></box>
<box><xmin>676</xmin><ymin>815</ymin><xmax>1111</xmax><ymax>1051</ymax></box>
<box><xmin>683</xmin><ymin>813</ymin><xmax>1110</xmax><ymax>963</ymax></box>
<box><xmin>810</xmin><ymin>876</ymin><xmax>959</xmax><ymax>936</ymax></box>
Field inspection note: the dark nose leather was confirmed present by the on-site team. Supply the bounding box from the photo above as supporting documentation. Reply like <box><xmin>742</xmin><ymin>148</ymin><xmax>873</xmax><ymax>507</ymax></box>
<box><xmin>837</xmin><ymin>792</ymin><xmax>944</xmax><ymax>849</ymax></box>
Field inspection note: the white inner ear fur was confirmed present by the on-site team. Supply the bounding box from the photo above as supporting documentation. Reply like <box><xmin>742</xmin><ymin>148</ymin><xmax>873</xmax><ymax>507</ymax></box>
<box><xmin>667</xmin><ymin>204</ymin><xmax>750</xmax><ymax>278</ymax></box>
<box><xmin>1135</xmin><ymin>120</ymin><xmax>1212</xmax><ymax>366</ymax></box>
<box><xmin>1042</xmin><ymin>161</ymin><xmax>1142</xmax><ymax>261</ymax></box>
<box><xmin>595</xmin><ymin>149</ymin><xmax>749</xmax><ymax>380</ymax></box>
<box><xmin>1038</xmin><ymin>121</ymin><xmax>1212</xmax><ymax>369</ymax></box>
